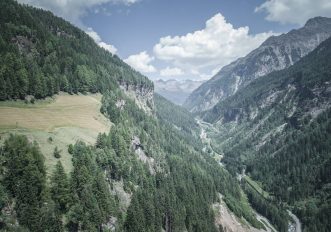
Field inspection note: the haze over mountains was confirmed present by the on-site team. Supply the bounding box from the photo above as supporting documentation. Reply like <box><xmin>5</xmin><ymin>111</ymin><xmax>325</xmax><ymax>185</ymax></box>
<box><xmin>154</xmin><ymin>79</ymin><xmax>204</xmax><ymax>105</ymax></box>
<box><xmin>184</xmin><ymin>17</ymin><xmax>331</xmax><ymax>112</ymax></box>
<box><xmin>1</xmin><ymin>0</ymin><xmax>331</xmax><ymax>232</ymax></box>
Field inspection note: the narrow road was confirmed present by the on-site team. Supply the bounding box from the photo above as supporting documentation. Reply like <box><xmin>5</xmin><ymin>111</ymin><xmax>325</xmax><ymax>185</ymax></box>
<box><xmin>287</xmin><ymin>210</ymin><xmax>302</xmax><ymax>232</ymax></box>
<box><xmin>197</xmin><ymin>119</ymin><xmax>302</xmax><ymax>232</ymax></box>
<box><xmin>255</xmin><ymin>212</ymin><xmax>277</xmax><ymax>232</ymax></box>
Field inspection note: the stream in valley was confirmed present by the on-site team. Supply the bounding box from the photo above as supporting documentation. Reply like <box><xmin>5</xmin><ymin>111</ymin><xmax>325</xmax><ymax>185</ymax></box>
<box><xmin>197</xmin><ymin>119</ymin><xmax>302</xmax><ymax>232</ymax></box>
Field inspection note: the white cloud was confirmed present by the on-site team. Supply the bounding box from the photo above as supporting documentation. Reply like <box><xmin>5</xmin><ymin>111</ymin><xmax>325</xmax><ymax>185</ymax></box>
<box><xmin>188</xmin><ymin>68</ymin><xmax>220</xmax><ymax>81</ymax></box>
<box><xmin>153</xmin><ymin>13</ymin><xmax>275</xmax><ymax>79</ymax></box>
<box><xmin>98</xmin><ymin>42</ymin><xmax>117</xmax><ymax>54</ymax></box>
<box><xmin>124</xmin><ymin>51</ymin><xmax>157</xmax><ymax>73</ymax></box>
<box><xmin>256</xmin><ymin>0</ymin><xmax>331</xmax><ymax>25</ymax></box>
<box><xmin>17</xmin><ymin>0</ymin><xmax>138</xmax><ymax>25</ymax></box>
<box><xmin>86</xmin><ymin>27</ymin><xmax>117</xmax><ymax>54</ymax></box>
<box><xmin>160</xmin><ymin>67</ymin><xmax>184</xmax><ymax>77</ymax></box>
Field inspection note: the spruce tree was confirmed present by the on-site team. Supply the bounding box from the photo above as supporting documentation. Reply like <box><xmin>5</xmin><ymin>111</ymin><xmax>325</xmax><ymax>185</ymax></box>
<box><xmin>53</xmin><ymin>146</ymin><xmax>61</xmax><ymax>158</ymax></box>
<box><xmin>50</xmin><ymin>161</ymin><xmax>70</xmax><ymax>212</ymax></box>
<box><xmin>0</xmin><ymin>70</ymin><xmax>6</xmax><ymax>100</ymax></box>
<box><xmin>3</xmin><ymin>135</ymin><xmax>46</xmax><ymax>231</ymax></box>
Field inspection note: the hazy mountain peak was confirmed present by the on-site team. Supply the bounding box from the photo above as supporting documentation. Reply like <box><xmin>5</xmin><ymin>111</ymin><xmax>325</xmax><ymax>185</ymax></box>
<box><xmin>184</xmin><ymin>16</ymin><xmax>331</xmax><ymax>112</ymax></box>
<box><xmin>304</xmin><ymin>16</ymin><xmax>331</xmax><ymax>28</ymax></box>
<box><xmin>154</xmin><ymin>79</ymin><xmax>204</xmax><ymax>105</ymax></box>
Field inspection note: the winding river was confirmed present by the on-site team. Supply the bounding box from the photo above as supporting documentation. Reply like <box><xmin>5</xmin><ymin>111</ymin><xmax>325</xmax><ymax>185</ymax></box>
<box><xmin>197</xmin><ymin>119</ymin><xmax>303</xmax><ymax>232</ymax></box>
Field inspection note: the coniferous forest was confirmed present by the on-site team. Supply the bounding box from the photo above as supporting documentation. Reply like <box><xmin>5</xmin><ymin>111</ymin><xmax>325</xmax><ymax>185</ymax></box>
<box><xmin>0</xmin><ymin>1</ymin><xmax>261</xmax><ymax>231</ymax></box>
<box><xmin>0</xmin><ymin>0</ymin><xmax>331</xmax><ymax>232</ymax></box>
<box><xmin>201</xmin><ymin>34</ymin><xmax>331</xmax><ymax>232</ymax></box>
<box><xmin>0</xmin><ymin>0</ymin><xmax>152</xmax><ymax>101</ymax></box>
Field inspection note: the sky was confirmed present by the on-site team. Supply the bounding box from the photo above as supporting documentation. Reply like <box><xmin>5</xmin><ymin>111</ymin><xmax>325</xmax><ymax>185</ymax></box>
<box><xmin>17</xmin><ymin>0</ymin><xmax>331</xmax><ymax>81</ymax></box>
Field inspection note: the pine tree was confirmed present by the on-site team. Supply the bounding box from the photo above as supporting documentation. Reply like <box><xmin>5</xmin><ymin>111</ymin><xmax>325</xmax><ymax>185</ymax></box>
<box><xmin>50</xmin><ymin>161</ymin><xmax>70</xmax><ymax>212</ymax></box>
<box><xmin>96</xmin><ymin>133</ymin><xmax>104</xmax><ymax>148</ymax></box>
<box><xmin>0</xmin><ymin>71</ymin><xmax>6</xmax><ymax>100</ymax></box>
<box><xmin>16</xmin><ymin>67</ymin><xmax>28</xmax><ymax>99</ymax></box>
<box><xmin>125</xmin><ymin>194</ymin><xmax>146</xmax><ymax>232</ymax></box>
<box><xmin>53</xmin><ymin>146</ymin><xmax>61</xmax><ymax>158</ymax></box>
<box><xmin>3</xmin><ymin>135</ymin><xmax>46</xmax><ymax>231</ymax></box>
<box><xmin>60</xmin><ymin>75</ymin><xmax>70</xmax><ymax>92</ymax></box>
<box><xmin>34</xmin><ymin>71</ymin><xmax>46</xmax><ymax>98</ymax></box>
<box><xmin>93</xmin><ymin>171</ymin><xmax>114</xmax><ymax>221</ymax></box>
<box><xmin>39</xmin><ymin>200</ymin><xmax>64</xmax><ymax>232</ymax></box>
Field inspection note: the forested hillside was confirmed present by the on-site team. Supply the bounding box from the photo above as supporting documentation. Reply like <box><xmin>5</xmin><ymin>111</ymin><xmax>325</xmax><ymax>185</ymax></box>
<box><xmin>0</xmin><ymin>0</ymin><xmax>152</xmax><ymax>101</ymax></box>
<box><xmin>0</xmin><ymin>88</ymin><xmax>263</xmax><ymax>232</ymax></box>
<box><xmin>0</xmin><ymin>1</ymin><xmax>265</xmax><ymax>231</ymax></box>
<box><xmin>154</xmin><ymin>94</ymin><xmax>200</xmax><ymax>139</ymax></box>
<box><xmin>0</xmin><ymin>86</ymin><xmax>266</xmax><ymax>231</ymax></box>
<box><xmin>201</xmin><ymin>36</ymin><xmax>331</xmax><ymax>231</ymax></box>
<box><xmin>3</xmin><ymin>0</ymin><xmax>330</xmax><ymax>231</ymax></box>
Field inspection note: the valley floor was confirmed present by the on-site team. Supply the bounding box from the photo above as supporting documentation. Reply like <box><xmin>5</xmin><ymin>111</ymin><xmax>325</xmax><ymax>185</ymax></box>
<box><xmin>197</xmin><ymin>118</ymin><xmax>304</xmax><ymax>232</ymax></box>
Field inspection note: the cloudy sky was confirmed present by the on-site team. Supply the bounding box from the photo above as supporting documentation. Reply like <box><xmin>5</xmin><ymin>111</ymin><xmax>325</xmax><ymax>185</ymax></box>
<box><xmin>18</xmin><ymin>0</ymin><xmax>331</xmax><ymax>81</ymax></box>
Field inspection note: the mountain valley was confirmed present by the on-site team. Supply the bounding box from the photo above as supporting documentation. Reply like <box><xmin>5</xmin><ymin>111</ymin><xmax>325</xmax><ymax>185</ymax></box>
<box><xmin>154</xmin><ymin>79</ymin><xmax>204</xmax><ymax>105</ymax></box>
<box><xmin>0</xmin><ymin>1</ymin><xmax>330</xmax><ymax>232</ymax></box>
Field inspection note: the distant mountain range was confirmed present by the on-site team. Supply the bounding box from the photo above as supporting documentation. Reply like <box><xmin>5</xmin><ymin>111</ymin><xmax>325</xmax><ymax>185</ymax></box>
<box><xmin>184</xmin><ymin>17</ymin><xmax>331</xmax><ymax>112</ymax></box>
<box><xmin>154</xmin><ymin>79</ymin><xmax>204</xmax><ymax>105</ymax></box>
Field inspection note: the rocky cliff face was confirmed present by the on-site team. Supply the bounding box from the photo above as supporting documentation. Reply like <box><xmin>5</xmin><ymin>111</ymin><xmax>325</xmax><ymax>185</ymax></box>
<box><xmin>184</xmin><ymin>17</ymin><xmax>331</xmax><ymax>112</ymax></box>
<box><xmin>119</xmin><ymin>81</ymin><xmax>154</xmax><ymax>114</ymax></box>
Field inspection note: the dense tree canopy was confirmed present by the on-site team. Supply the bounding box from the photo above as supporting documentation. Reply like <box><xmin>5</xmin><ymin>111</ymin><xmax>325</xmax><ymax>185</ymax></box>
<box><xmin>2</xmin><ymin>0</ymin><xmax>331</xmax><ymax>231</ymax></box>
<box><xmin>201</xmin><ymin>35</ymin><xmax>331</xmax><ymax>231</ymax></box>
<box><xmin>0</xmin><ymin>0</ymin><xmax>153</xmax><ymax>101</ymax></box>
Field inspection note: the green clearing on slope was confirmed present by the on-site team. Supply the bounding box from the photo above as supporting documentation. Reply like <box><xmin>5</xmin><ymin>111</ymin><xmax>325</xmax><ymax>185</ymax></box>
<box><xmin>0</xmin><ymin>93</ymin><xmax>111</xmax><ymax>174</ymax></box>
<box><xmin>244</xmin><ymin>176</ymin><xmax>271</xmax><ymax>200</ymax></box>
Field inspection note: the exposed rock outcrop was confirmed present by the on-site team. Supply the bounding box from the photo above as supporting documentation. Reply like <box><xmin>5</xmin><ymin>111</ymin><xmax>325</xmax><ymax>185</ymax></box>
<box><xmin>11</xmin><ymin>36</ymin><xmax>35</xmax><ymax>54</ymax></box>
<box><xmin>119</xmin><ymin>81</ymin><xmax>154</xmax><ymax>114</ymax></box>
<box><xmin>131</xmin><ymin>136</ymin><xmax>156</xmax><ymax>175</ymax></box>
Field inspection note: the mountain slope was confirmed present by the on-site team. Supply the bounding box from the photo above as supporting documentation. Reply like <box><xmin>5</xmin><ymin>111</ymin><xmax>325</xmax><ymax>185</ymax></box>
<box><xmin>154</xmin><ymin>93</ymin><xmax>200</xmax><ymax>136</ymax></box>
<box><xmin>0</xmin><ymin>1</ymin><xmax>266</xmax><ymax>232</ymax></box>
<box><xmin>201</xmin><ymin>36</ymin><xmax>331</xmax><ymax>232</ymax></box>
<box><xmin>184</xmin><ymin>17</ymin><xmax>331</xmax><ymax>112</ymax></box>
<box><xmin>0</xmin><ymin>0</ymin><xmax>153</xmax><ymax>110</ymax></box>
